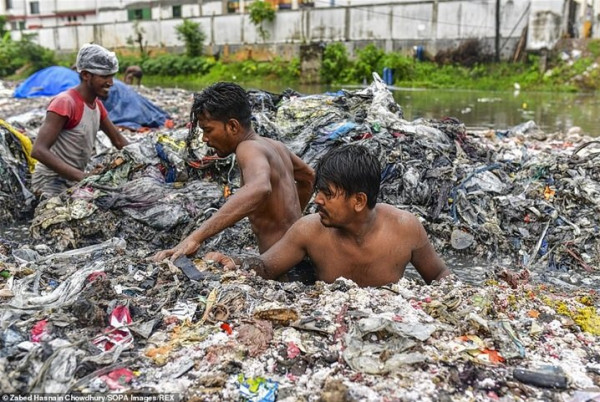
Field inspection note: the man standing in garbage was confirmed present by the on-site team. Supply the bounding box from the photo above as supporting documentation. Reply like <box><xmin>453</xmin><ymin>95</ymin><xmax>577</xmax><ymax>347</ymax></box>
<box><xmin>153</xmin><ymin>82</ymin><xmax>315</xmax><ymax>261</ymax></box>
<box><xmin>207</xmin><ymin>144</ymin><xmax>450</xmax><ymax>286</ymax></box>
<box><xmin>124</xmin><ymin>65</ymin><xmax>143</xmax><ymax>86</ymax></box>
<box><xmin>31</xmin><ymin>44</ymin><xmax>129</xmax><ymax>198</ymax></box>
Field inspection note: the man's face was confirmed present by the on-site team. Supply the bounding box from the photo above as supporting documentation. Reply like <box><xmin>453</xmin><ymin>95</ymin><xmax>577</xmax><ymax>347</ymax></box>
<box><xmin>313</xmin><ymin>183</ymin><xmax>354</xmax><ymax>228</ymax></box>
<box><xmin>199</xmin><ymin>113</ymin><xmax>235</xmax><ymax>157</ymax></box>
<box><xmin>85</xmin><ymin>72</ymin><xmax>114</xmax><ymax>99</ymax></box>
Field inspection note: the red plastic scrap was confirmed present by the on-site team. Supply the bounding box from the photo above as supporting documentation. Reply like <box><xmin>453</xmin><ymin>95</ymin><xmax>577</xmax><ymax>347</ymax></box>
<box><xmin>100</xmin><ymin>368</ymin><xmax>134</xmax><ymax>390</ymax></box>
<box><xmin>220</xmin><ymin>322</ymin><xmax>233</xmax><ymax>335</ymax></box>
<box><xmin>87</xmin><ymin>271</ymin><xmax>107</xmax><ymax>282</ymax></box>
<box><xmin>287</xmin><ymin>342</ymin><xmax>301</xmax><ymax>359</ymax></box>
<box><xmin>481</xmin><ymin>349</ymin><xmax>505</xmax><ymax>364</ymax></box>
<box><xmin>93</xmin><ymin>305</ymin><xmax>133</xmax><ymax>351</ymax></box>
<box><xmin>31</xmin><ymin>319</ymin><xmax>49</xmax><ymax>342</ymax></box>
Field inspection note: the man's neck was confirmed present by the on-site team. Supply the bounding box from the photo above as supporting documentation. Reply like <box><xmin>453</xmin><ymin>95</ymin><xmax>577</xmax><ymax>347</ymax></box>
<box><xmin>239</xmin><ymin>129</ymin><xmax>258</xmax><ymax>142</ymax></box>
<box><xmin>338</xmin><ymin>207</ymin><xmax>378</xmax><ymax>245</ymax></box>
<box><xmin>75</xmin><ymin>84</ymin><xmax>96</xmax><ymax>105</ymax></box>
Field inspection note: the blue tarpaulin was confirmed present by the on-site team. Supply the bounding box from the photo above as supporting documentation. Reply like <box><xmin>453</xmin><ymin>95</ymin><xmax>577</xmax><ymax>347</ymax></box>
<box><xmin>14</xmin><ymin>66</ymin><xmax>79</xmax><ymax>99</ymax></box>
<box><xmin>13</xmin><ymin>66</ymin><xmax>169</xmax><ymax>130</ymax></box>
<box><xmin>103</xmin><ymin>80</ymin><xmax>169</xmax><ymax>130</ymax></box>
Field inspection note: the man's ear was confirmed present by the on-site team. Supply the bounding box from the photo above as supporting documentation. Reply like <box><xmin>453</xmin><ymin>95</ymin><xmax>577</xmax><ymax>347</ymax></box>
<box><xmin>353</xmin><ymin>192</ymin><xmax>368</xmax><ymax>212</ymax></box>
<box><xmin>226</xmin><ymin>118</ymin><xmax>241</xmax><ymax>134</ymax></box>
<box><xmin>80</xmin><ymin>71</ymin><xmax>92</xmax><ymax>81</ymax></box>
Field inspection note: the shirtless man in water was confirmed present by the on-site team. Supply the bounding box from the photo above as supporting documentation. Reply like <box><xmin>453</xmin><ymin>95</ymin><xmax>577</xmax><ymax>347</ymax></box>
<box><xmin>207</xmin><ymin>144</ymin><xmax>450</xmax><ymax>287</ymax></box>
<box><xmin>153</xmin><ymin>82</ymin><xmax>315</xmax><ymax>261</ymax></box>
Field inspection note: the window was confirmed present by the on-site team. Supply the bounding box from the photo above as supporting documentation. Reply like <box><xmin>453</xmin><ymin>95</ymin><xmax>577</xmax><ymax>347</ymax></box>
<box><xmin>10</xmin><ymin>21</ymin><xmax>17</xmax><ymax>30</ymax></box>
<box><xmin>29</xmin><ymin>1</ymin><xmax>39</xmax><ymax>14</ymax></box>
<box><xmin>18</xmin><ymin>21</ymin><xmax>25</xmax><ymax>30</ymax></box>
<box><xmin>128</xmin><ymin>8</ymin><xmax>151</xmax><ymax>21</ymax></box>
<box><xmin>172</xmin><ymin>5</ymin><xmax>182</xmax><ymax>18</ymax></box>
<box><xmin>5</xmin><ymin>0</ymin><xmax>12</xmax><ymax>10</ymax></box>
<box><xmin>227</xmin><ymin>0</ymin><xmax>239</xmax><ymax>14</ymax></box>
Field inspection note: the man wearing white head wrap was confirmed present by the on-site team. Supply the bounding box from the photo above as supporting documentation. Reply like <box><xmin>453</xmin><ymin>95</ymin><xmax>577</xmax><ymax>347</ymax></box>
<box><xmin>31</xmin><ymin>43</ymin><xmax>128</xmax><ymax>198</ymax></box>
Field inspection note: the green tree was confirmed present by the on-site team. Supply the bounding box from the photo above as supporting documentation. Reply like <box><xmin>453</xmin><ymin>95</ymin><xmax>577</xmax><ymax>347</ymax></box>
<box><xmin>0</xmin><ymin>16</ymin><xmax>7</xmax><ymax>37</ymax></box>
<box><xmin>248</xmin><ymin>1</ymin><xmax>275</xmax><ymax>42</ymax></box>
<box><xmin>321</xmin><ymin>42</ymin><xmax>351</xmax><ymax>84</ymax></box>
<box><xmin>0</xmin><ymin>32</ymin><xmax>55</xmax><ymax>77</ymax></box>
<box><xmin>175</xmin><ymin>19</ymin><xmax>206</xmax><ymax>57</ymax></box>
<box><xmin>352</xmin><ymin>44</ymin><xmax>384</xmax><ymax>83</ymax></box>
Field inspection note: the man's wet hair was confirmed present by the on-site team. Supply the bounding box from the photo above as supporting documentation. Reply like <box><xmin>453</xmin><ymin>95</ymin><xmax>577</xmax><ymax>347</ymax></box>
<box><xmin>190</xmin><ymin>82</ymin><xmax>252</xmax><ymax>136</ymax></box>
<box><xmin>315</xmin><ymin>144</ymin><xmax>381</xmax><ymax>209</ymax></box>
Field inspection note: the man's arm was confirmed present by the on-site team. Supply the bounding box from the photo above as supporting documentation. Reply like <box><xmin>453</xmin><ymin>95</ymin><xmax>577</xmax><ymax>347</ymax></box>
<box><xmin>100</xmin><ymin>118</ymin><xmax>129</xmax><ymax>149</ymax></box>
<box><xmin>207</xmin><ymin>217</ymin><xmax>311</xmax><ymax>280</ymax></box>
<box><xmin>409</xmin><ymin>217</ymin><xmax>450</xmax><ymax>284</ymax></box>
<box><xmin>153</xmin><ymin>142</ymin><xmax>273</xmax><ymax>261</ymax></box>
<box><xmin>31</xmin><ymin>111</ymin><xmax>86</xmax><ymax>182</ymax></box>
<box><xmin>289</xmin><ymin>151</ymin><xmax>315</xmax><ymax>212</ymax></box>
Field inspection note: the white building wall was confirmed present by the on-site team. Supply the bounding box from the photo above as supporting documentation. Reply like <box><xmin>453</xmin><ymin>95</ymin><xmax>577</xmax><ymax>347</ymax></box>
<box><xmin>390</xmin><ymin>3</ymin><xmax>431</xmax><ymax>40</ymax></box>
<box><xmin>3</xmin><ymin>0</ymin><xmax>589</xmax><ymax>55</ymax></box>
<box><xmin>307</xmin><ymin>7</ymin><xmax>346</xmax><ymax>41</ymax></box>
<box><xmin>527</xmin><ymin>0</ymin><xmax>567</xmax><ymax>49</ymax></box>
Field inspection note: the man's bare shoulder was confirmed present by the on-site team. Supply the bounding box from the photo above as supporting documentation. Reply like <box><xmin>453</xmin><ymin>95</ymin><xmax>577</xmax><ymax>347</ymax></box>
<box><xmin>235</xmin><ymin>138</ymin><xmax>271</xmax><ymax>162</ymax></box>
<box><xmin>377</xmin><ymin>204</ymin><xmax>418</xmax><ymax>224</ymax></box>
<box><xmin>377</xmin><ymin>204</ymin><xmax>429</xmax><ymax>247</ymax></box>
<box><xmin>293</xmin><ymin>213</ymin><xmax>322</xmax><ymax>231</ymax></box>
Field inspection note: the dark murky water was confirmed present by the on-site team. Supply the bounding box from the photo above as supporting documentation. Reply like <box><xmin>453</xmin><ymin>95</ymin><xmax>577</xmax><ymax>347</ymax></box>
<box><xmin>394</xmin><ymin>88</ymin><xmax>600</xmax><ymax>137</ymax></box>
<box><xmin>239</xmin><ymin>83</ymin><xmax>600</xmax><ymax>137</ymax></box>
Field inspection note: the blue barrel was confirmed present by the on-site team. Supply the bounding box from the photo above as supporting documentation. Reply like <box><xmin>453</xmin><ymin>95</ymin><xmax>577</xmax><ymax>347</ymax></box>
<box><xmin>383</xmin><ymin>67</ymin><xmax>393</xmax><ymax>85</ymax></box>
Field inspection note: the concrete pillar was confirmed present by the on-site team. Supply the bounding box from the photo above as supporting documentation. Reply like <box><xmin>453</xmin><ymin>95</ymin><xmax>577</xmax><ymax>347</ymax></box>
<box><xmin>211</xmin><ymin>11</ymin><xmax>215</xmax><ymax>45</ymax></box>
<box><xmin>594</xmin><ymin>0</ymin><xmax>600</xmax><ymax>38</ymax></box>
<box><xmin>300</xmin><ymin>43</ymin><xmax>323</xmax><ymax>84</ymax></box>
<box><xmin>157</xmin><ymin>1</ymin><xmax>162</xmax><ymax>48</ymax></box>
<box><xmin>344</xmin><ymin>5</ymin><xmax>350</xmax><ymax>41</ymax></box>
<box><xmin>431</xmin><ymin>0</ymin><xmax>438</xmax><ymax>53</ymax></box>
<box><xmin>240</xmin><ymin>11</ymin><xmax>244</xmax><ymax>43</ymax></box>
<box><xmin>388</xmin><ymin>5</ymin><xmax>392</xmax><ymax>39</ymax></box>
<box><xmin>53</xmin><ymin>27</ymin><xmax>59</xmax><ymax>50</ymax></box>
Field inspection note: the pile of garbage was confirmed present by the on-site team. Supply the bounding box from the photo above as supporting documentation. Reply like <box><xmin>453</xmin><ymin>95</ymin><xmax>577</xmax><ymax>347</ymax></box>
<box><xmin>0</xmin><ymin>239</ymin><xmax>598</xmax><ymax>400</ymax></box>
<box><xmin>0</xmin><ymin>119</ymin><xmax>36</xmax><ymax>224</ymax></box>
<box><xmin>19</xmin><ymin>75</ymin><xmax>600</xmax><ymax>280</ymax></box>
<box><xmin>0</xmin><ymin>75</ymin><xmax>599</xmax><ymax>400</ymax></box>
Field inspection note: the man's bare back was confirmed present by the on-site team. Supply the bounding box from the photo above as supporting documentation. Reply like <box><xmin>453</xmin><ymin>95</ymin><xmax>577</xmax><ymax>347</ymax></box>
<box><xmin>153</xmin><ymin>82</ymin><xmax>314</xmax><ymax>262</ymax></box>
<box><xmin>237</xmin><ymin>137</ymin><xmax>305</xmax><ymax>252</ymax></box>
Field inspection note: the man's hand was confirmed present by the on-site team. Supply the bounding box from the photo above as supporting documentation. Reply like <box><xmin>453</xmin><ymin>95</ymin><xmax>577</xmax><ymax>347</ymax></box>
<box><xmin>153</xmin><ymin>237</ymin><xmax>201</xmax><ymax>262</ymax></box>
<box><xmin>204</xmin><ymin>251</ymin><xmax>237</xmax><ymax>270</ymax></box>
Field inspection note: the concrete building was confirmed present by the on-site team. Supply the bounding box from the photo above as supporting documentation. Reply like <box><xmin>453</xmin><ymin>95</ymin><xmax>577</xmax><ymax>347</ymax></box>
<box><xmin>0</xmin><ymin>0</ymin><xmax>597</xmax><ymax>56</ymax></box>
